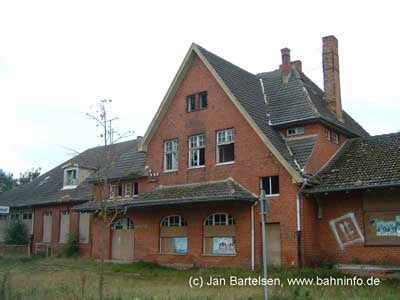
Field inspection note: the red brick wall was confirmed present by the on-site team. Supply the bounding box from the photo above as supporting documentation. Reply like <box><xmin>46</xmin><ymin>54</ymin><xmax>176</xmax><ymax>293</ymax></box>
<box><xmin>91</xmin><ymin>202</ymin><xmax>254</xmax><ymax>268</ymax></box>
<box><xmin>146</xmin><ymin>55</ymin><xmax>302</xmax><ymax>267</ymax></box>
<box><xmin>306</xmin><ymin>191</ymin><xmax>400</xmax><ymax>265</ymax></box>
<box><xmin>33</xmin><ymin>203</ymin><xmax>90</xmax><ymax>257</ymax></box>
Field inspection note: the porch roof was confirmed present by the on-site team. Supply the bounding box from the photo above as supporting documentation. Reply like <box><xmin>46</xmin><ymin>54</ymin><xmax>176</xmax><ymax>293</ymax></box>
<box><xmin>73</xmin><ymin>178</ymin><xmax>257</xmax><ymax>212</ymax></box>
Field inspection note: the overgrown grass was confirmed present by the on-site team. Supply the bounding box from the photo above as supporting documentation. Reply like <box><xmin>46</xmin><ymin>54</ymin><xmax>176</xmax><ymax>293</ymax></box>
<box><xmin>0</xmin><ymin>256</ymin><xmax>399</xmax><ymax>299</ymax></box>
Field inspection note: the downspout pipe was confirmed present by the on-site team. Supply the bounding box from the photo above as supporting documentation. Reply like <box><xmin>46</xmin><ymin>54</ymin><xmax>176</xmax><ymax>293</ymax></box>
<box><xmin>296</xmin><ymin>179</ymin><xmax>308</xmax><ymax>268</ymax></box>
<box><xmin>251</xmin><ymin>201</ymin><xmax>258</xmax><ymax>271</ymax></box>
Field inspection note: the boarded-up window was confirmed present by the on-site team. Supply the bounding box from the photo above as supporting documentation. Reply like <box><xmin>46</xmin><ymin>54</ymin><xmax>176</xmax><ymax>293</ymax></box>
<box><xmin>42</xmin><ymin>211</ymin><xmax>52</xmax><ymax>243</ymax></box>
<box><xmin>79</xmin><ymin>212</ymin><xmax>90</xmax><ymax>244</ymax></box>
<box><xmin>22</xmin><ymin>212</ymin><xmax>33</xmax><ymax>235</ymax></box>
<box><xmin>59</xmin><ymin>211</ymin><xmax>70</xmax><ymax>244</ymax></box>
<box><xmin>364</xmin><ymin>211</ymin><xmax>400</xmax><ymax>246</ymax></box>
<box><xmin>203</xmin><ymin>213</ymin><xmax>236</xmax><ymax>255</ymax></box>
<box><xmin>160</xmin><ymin>215</ymin><xmax>187</xmax><ymax>254</ymax></box>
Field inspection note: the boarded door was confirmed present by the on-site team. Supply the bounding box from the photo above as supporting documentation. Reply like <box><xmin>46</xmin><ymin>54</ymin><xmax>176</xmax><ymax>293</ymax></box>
<box><xmin>43</xmin><ymin>212</ymin><xmax>52</xmax><ymax>243</ymax></box>
<box><xmin>111</xmin><ymin>218</ymin><xmax>134</xmax><ymax>260</ymax></box>
<box><xmin>265</xmin><ymin>223</ymin><xmax>281</xmax><ymax>267</ymax></box>
<box><xmin>79</xmin><ymin>212</ymin><xmax>91</xmax><ymax>244</ymax></box>
<box><xmin>22</xmin><ymin>212</ymin><xmax>33</xmax><ymax>235</ymax></box>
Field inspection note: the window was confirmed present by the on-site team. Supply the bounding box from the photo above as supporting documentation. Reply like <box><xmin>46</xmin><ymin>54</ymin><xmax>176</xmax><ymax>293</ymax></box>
<box><xmin>64</xmin><ymin>168</ymin><xmax>78</xmax><ymax>188</ymax></box>
<box><xmin>109</xmin><ymin>185</ymin><xmax>117</xmax><ymax>199</ymax></box>
<box><xmin>203</xmin><ymin>213</ymin><xmax>236</xmax><ymax>255</ymax></box>
<box><xmin>133</xmin><ymin>182</ymin><xmax>139</xmax><ymax>196</ymax></box>
<box><xmin>160</xmin><ymin>215</ymin><xmax>188</xmax><ymax>254</ymax></box>
<box><xmin>164</xmin><ymin>139</ymin><xmax>179</xmax><ymax>171</ymax></box>
<box><xmin>216</xmin><ymin>129</ymin><xmax>235</xmax><ymax>164</ymax></box>
<box><xmin>260</xmin><ymin>176</ymin><xmax>280</xmax><ymax>196</ymax></box>
<box><xmin>332</xmin><ymin>132</ymin><xmax>339</xmax><ymax>144</ymax></box>
<box><xmin>125</xmin><ymin>183</ymin><xmax>132</xmax><ymax>197</ymax></box>
<box><xmin>42</xmin><ymin>211</ymin><xmax>52</xmax><ymax>243</ymax></box>
<box><xmin>324</xmin><ymin>128</ymin><xmax>331</xmax><ymax>140</ymax></box>
<box><xmin>112</xmin><ymin>218</ymin><xmax>134</xmax><ymax>230</ymax></box>
<box><xmin>79</xmin><ymin>212</ymin><xmax>90</xmax><ymax>244</ymax></box>
<box><xmin>117</xmin><ymin>184</ymin><xmax>123</xmax><ymax>197</ymax></box>
<box><xmin>287</xmin><ymin>127</ymin><xmax>305</xmax><ymax>136</ymax></box>
<box><xmin>189</xmin><ymin>134</ymin><xmax>205</xmax><ymax>167</ymax></box>
<box><xmin>10</xmin><ymin>213</ymin><xmax>20</xmax><ymax>220</ymax></box>
<box><xmin>59</xmin><ymin>211</ymin><xmax>70</xmax><ymax>244</ymax></box>
<box><xmin>186</xmin><ymin>94</ymin><xmax>196</xmax><ymax>112</ymax></box>
<box><xmin>22</xmin><ymin>212</ymin><xmax>32</xmax><ymax>220</ymax></box>
<box><xmin>186</xmin><ymin>91</ymin><xmax>208</xmax><ymax>112</ymax></box>
<box><xmin>199</xmin><ymin>91</ymin><xmax>208</xmax><ymax>109</ymax></box>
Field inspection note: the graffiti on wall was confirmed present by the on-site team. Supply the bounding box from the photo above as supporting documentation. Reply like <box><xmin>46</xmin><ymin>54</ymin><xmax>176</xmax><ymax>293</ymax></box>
<box><xmin>329</xmin><ymin>212</ymin><xmax>364</xmax><ymax>250</ymax></box>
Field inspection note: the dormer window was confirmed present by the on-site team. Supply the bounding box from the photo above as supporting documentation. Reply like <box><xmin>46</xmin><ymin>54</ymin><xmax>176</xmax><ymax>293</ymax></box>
<box><xmin>63</xmin><ymin>168</ymin><xmax>78</xmax><ymax>189</ymax></box>
<box><xmin>287</xmin><ymin>127</ymin><xmax>305</xmax><ymax>136</ymax></box>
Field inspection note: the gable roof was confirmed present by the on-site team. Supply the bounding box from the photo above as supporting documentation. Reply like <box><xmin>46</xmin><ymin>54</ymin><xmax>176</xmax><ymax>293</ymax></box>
<box><xmin>0</xmin><ymin>139</ymin><xmax>141</xmax><ymax>209</ymax></box>
<box><xmin>305</xmin><ymin>132</ymin><xmax>400</xmax><ymax>193</ymax></box>
<box><xmin>287</xmin><ymin>135</ymin><xmax>318</xmax><ymax>171</ymax></box>
<box><xmin>74</xmin><ymin>178</ymin><xmax>257</xmax><ymax>212</ymax></box>
<box><xmin>258</xmin><ymin>69</ymin><xmax>369</xmax><ymax>137</ymax></box>
<box><xmin>140</xmin><ymin>43</ymin><xmax>303</xmax><ymax>183</ymax></box>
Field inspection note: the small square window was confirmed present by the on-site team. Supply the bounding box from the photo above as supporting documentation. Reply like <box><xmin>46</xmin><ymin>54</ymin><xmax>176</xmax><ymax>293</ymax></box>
<box><xmin>64</xmin><ymin>168</ymin><xmax>78</xmax><ymax>187</ymax></box>
<box><xmin>260</xmin><ymin>176</ymin><xmax>280</xmax><ymax>196</ymax></box>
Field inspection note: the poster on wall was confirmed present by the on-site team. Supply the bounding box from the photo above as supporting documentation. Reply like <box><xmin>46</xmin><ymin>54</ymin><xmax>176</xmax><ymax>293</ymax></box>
<box><xmin>375</xmin><ymin>220</ymin><xmax>397</xmax><ymax>236</ymax></box>
<box><xmin>212</xmin><ymin>237</ymin><xmax>235</xmax><ymax>255</ymax></box>
<box><xmin>397</xmin><ymin>216</ymin><xmax>400</xmax><ymax>236</ymax></box>
<box><xmin>173</xmin><ymin>237</ymin><xmax>188</xmax><ymax>254</ymax></box>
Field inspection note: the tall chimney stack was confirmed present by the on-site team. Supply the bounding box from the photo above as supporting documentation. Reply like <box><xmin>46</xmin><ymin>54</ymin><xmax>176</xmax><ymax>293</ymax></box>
<box><xmin>280</xmin><ymin>48</ymin><xmax>291</xmax><ymax>77</ymax></box>
<box><xmin>322</xmin><ymin>35</ymin><xmax>343</xmax><ymax>121</ymax></box>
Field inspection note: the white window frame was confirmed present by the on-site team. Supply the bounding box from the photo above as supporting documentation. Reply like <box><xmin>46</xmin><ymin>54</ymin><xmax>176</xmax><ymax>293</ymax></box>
<box><xmin>160</xmin><ymin>215</ymin><xmax>187</xmax><ymax>227</ymax></box>
<box><xmin>125</xmin><ymin>183</ymin><xmax>132</xmax><ymax>197</ymax></box>
<box><xmin>63</xmin><ymin>167</ymin><xmax>79</xmax><ymax>189</ymax></box>
<box><xmin>204</xmin><ymin>213</ymin><xmax>235</xmax><ymax>226</ymax></box>
<box><xmin>188</xmin><ymin>134</ymin><xmax>205</xmax><ymax>168</ymax></box>
<box><xmin>216</xmin><ymin>129</ymin><xmax>235</xmax><ymax>165</ymax></box>
<box><xmin>164</xmin><ymin>139</ymin><xmax>179</xmax><ymax>172</ymax></box>
<box><xmin>186</xmin><ymin>94</ymin><xmax>196</xmax><ymax>112</ymax></box>
<box><xmin>260</xmin><ymin>176</ymin><xmax>280</xmax><ymax>197</ymax></box>
<box><xmin>332</xmin><ymin>132</ymin><xmax>339</xmax><ymax>144</ymax></box>
<box><xmin>287</xmin><ymin>127</ymin><xmax>305</xmax><ymax>136</ymax></box>
<box><xmin>324</xmin><ymin>128</ymin><xmax>331</xmax><ymax>141</ymax></box>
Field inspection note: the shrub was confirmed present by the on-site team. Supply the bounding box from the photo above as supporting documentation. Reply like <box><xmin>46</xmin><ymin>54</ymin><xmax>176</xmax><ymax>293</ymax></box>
<box><xmin>62</xmin><ymin>233</ymin><xmax>80</xmax><ymax>257</ymax></box>
<box><xmin>4</xmin><ymin>220</ymin><xmax>29</xmax><ymax>245</ymax></box>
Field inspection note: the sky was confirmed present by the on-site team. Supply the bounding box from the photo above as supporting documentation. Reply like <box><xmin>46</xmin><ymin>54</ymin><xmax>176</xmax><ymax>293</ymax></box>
<box><xmin>0</xmin><ymin>0</ymin><xmax>399</xmax><ymax>176</ymax></box>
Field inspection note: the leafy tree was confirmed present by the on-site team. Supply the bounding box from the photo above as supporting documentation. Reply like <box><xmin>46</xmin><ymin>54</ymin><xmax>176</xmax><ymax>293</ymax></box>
<box><xmin>0</xmin><ymin>169</ymin><xmax>13</xmax><ymax>194</ymax></box>
<box><xmin>14</xmin><ymin>168</ymin><xmax>41</xmax><ymax>186</ymax></box>
<box><xmin>4</xmin><ymin>220</ymin><xmax>29</xmax><ymax>245</ymax></box>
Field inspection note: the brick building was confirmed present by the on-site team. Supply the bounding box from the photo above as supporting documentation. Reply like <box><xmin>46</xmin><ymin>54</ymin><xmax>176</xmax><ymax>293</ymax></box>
<box><xmin>1</xmin><ymin>35</ymin><xmax>399</xmax><ymax>268</ymax></box>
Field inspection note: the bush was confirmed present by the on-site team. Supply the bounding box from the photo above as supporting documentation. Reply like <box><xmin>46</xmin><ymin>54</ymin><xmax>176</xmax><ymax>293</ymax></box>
<box><xmin>4</xmin><ymin>220</ymin><xmax>29</xmax><ymax>245</ymax></box>
<box><xmin>62</xmin><ymin>233</ymin><xmax>80</xmax><ymax>257</ymax></box>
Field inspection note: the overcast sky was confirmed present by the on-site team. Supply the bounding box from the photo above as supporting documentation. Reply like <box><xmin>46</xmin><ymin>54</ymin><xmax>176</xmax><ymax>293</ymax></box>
<box><xmin>1</xmin><ymin>0</ymin><xmax>399</xmax><ymax>176</ymax></box>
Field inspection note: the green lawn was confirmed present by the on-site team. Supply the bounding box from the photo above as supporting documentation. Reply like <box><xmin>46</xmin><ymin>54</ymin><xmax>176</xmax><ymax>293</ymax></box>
<box><xmin>0</xmin><ymin>256</ymin><xmax>399</xmax><ymax>300</ymax></box>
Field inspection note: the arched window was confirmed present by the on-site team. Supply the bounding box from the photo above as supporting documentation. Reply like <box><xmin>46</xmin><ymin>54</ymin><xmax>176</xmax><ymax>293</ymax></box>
<box><xmin>112</xmin><ymin>218</ymin><xmax>134</xmax><ymax>230</ymax></box>
<box><xmin>203</xmin><ymin>213</ymin><xmax>236</xmax><ymax>256</ymax></box>
<box><xmin>160</xmin><ymin>215</ymin><xmax>187</xmax><ymax>254</ymax></box>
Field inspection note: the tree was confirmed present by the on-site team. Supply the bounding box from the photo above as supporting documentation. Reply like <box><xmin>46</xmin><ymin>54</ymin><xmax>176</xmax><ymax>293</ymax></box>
<box><xmin>14</xmin><ymin>168</ymin><xmax>41</xmax><ymax>186</ymax></box>
<box><xmin>4</xmin><ymin>220</ymin><xmax>29</xmax><ymax>245</ymax></box>
<box><xmin>0</xmin><ymin>169</ymin><xmax>13</xmax><ymax>194</ymax></box>
<box><xmin>86</xmin><ymin>99</ymin><xmax>134</xmax><ymax>300</ymax></box>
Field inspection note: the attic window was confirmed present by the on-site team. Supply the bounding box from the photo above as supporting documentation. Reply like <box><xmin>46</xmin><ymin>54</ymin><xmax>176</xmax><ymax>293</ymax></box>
<box><xmin>287</xmin><ymin>127</ymin><xmax>305</xmax><ymax>136</ymax></box>
<box><xmin>186</xmin><ymin>91</ymin><xmax>208</xmax><ymax>112</ymax></box>
<box><xmin>63</xmin><ymin>168</ymin><xmax>78</xmax><ymax>189</ymax></box>
<box><xmin>332</xmin><ymin>132</ymin><xmax>339</xmax><ymax>144</ymax></box>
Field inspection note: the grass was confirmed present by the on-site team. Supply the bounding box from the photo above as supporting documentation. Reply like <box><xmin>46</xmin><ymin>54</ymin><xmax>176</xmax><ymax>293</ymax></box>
<box><xmin>0</xmin><ymin>255</ymin><xmax>399</xmax><ymax>299</ymax></box>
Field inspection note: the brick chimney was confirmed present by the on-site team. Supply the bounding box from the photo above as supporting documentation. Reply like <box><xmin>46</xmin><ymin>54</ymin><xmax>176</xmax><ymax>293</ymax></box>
<box><xmin>280</xmin><ymin>48</ymin><xmax>291</xmax><ymax>77</ymax></box>
<box><xmin>322</xmin><ymin>35</ymin><xmax>343</xmax><ymax>121</ymax></box>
